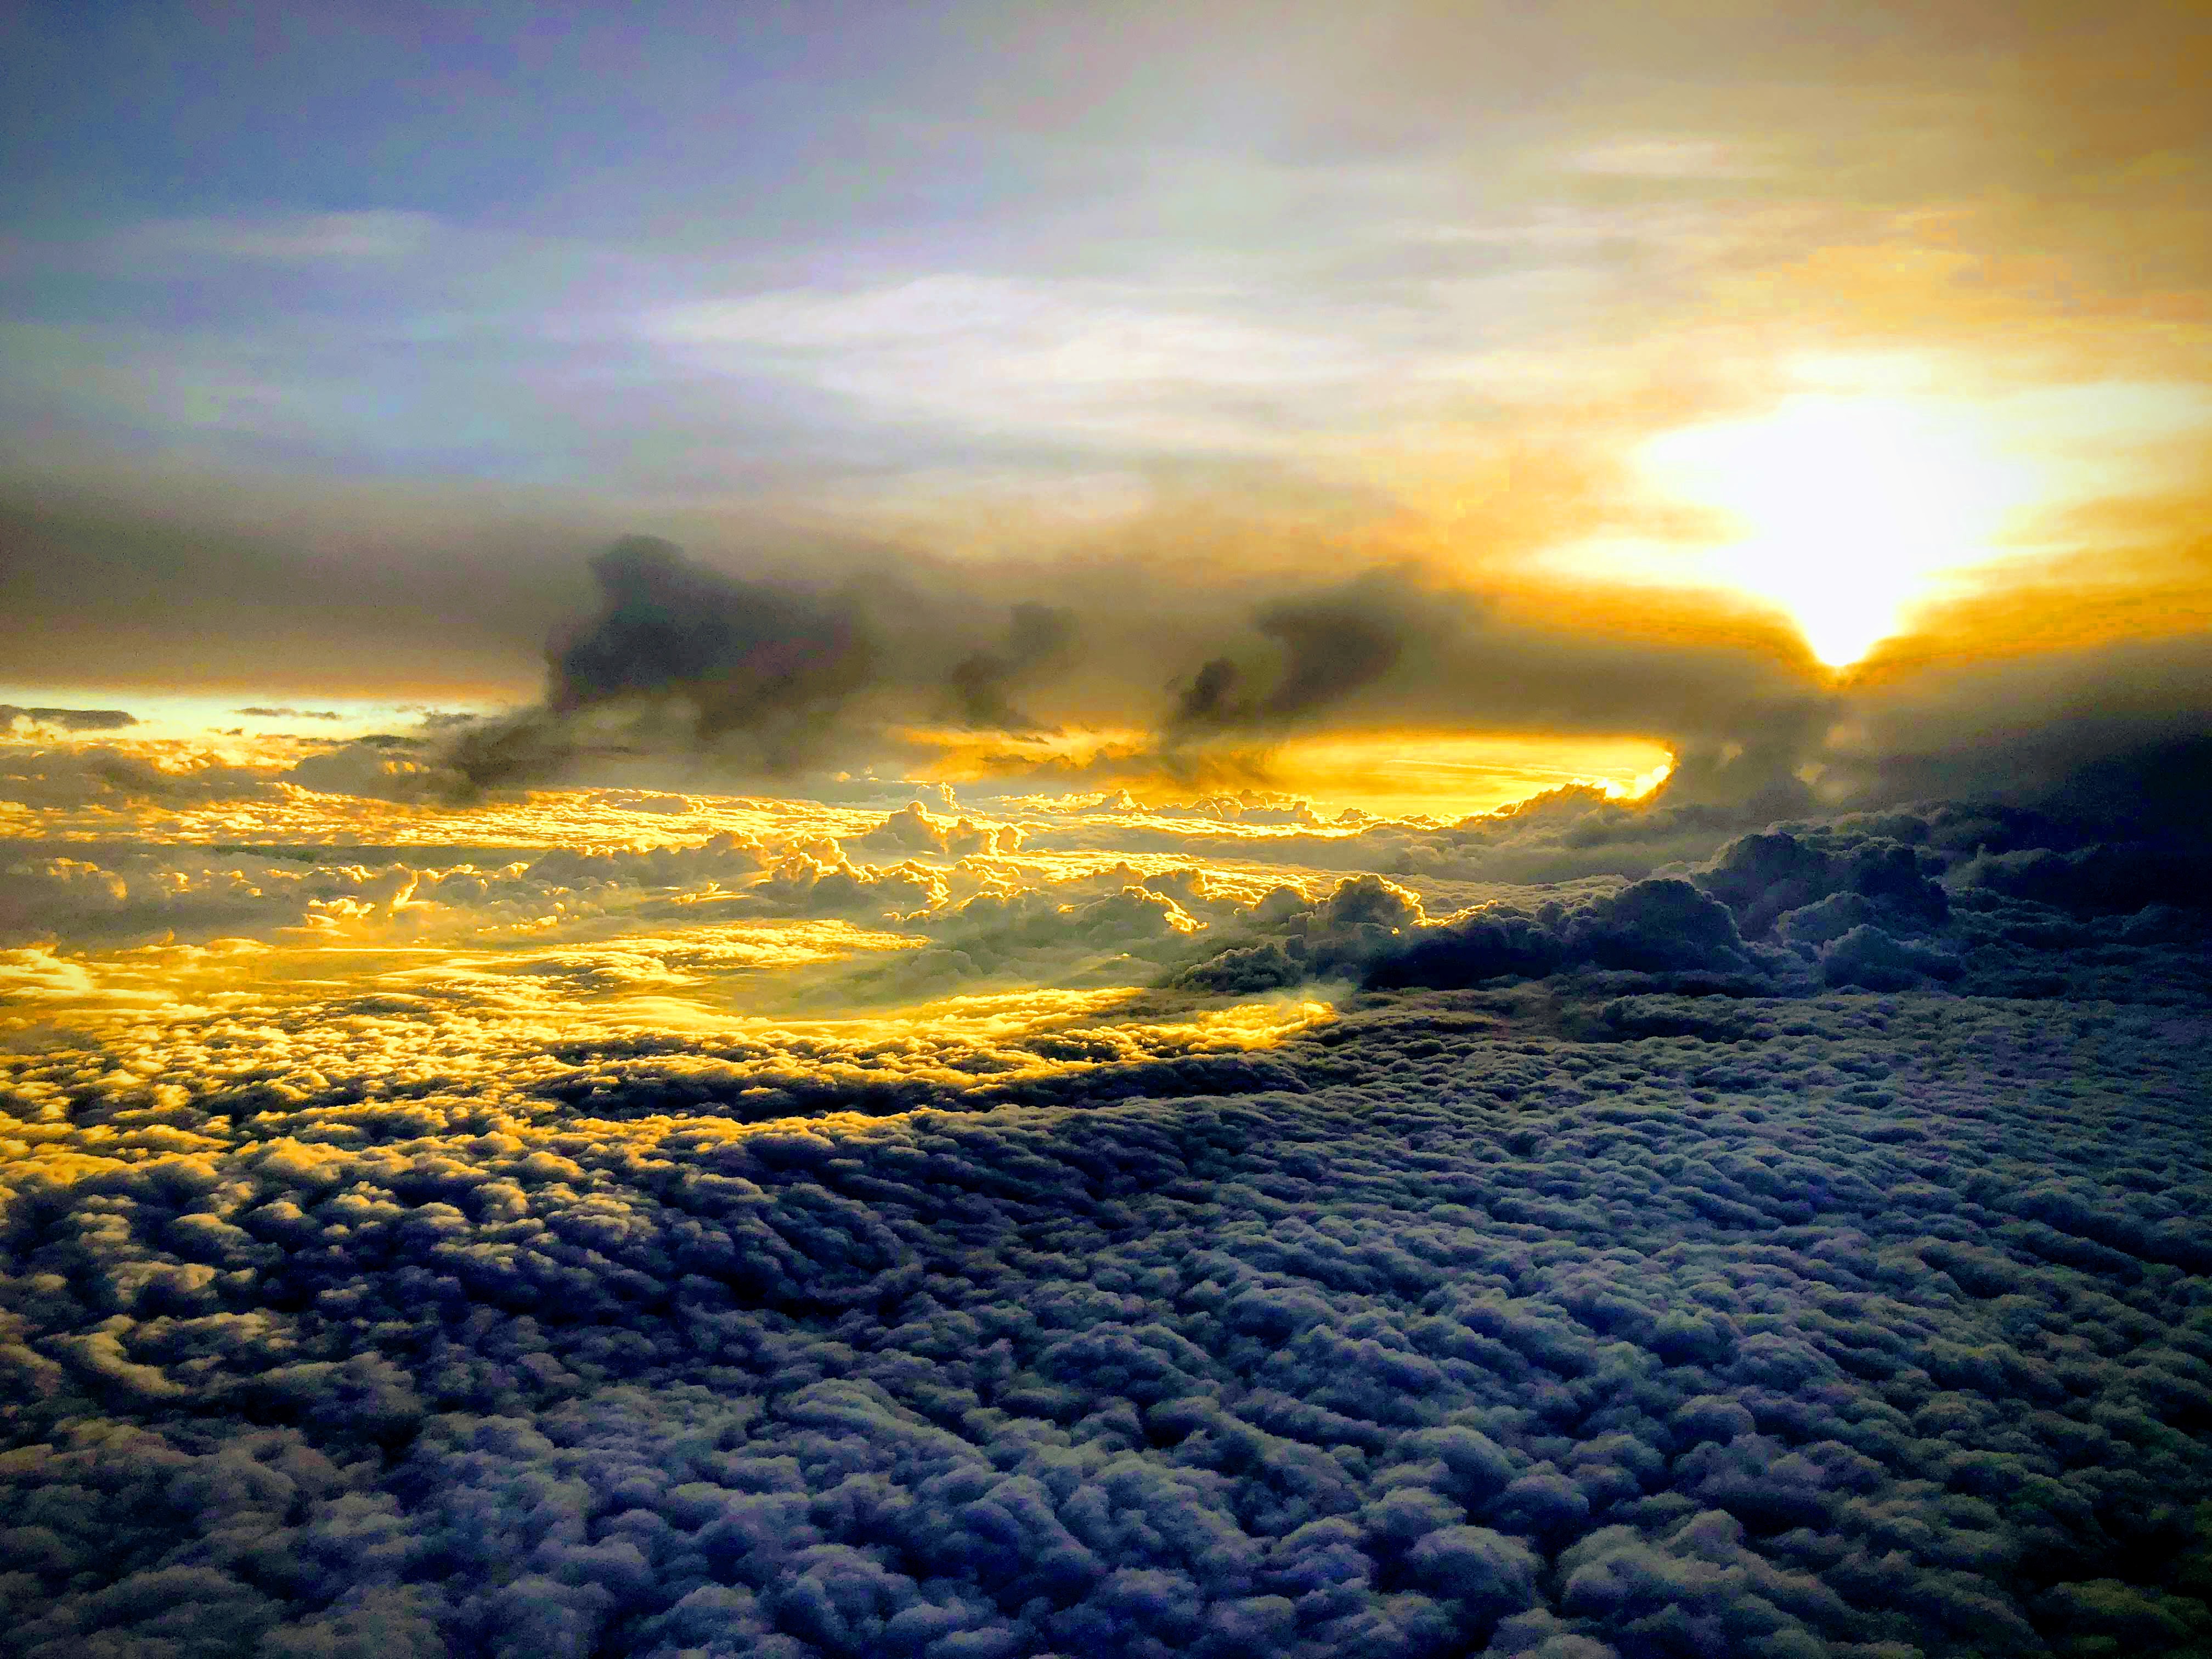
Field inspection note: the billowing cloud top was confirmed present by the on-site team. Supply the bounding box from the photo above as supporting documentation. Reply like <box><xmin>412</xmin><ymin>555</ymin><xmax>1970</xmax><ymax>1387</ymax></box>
<box><xmin>4</xmin><ymin>723</ymin><xmax>2212</xmax><ymax>1656</ymax></box>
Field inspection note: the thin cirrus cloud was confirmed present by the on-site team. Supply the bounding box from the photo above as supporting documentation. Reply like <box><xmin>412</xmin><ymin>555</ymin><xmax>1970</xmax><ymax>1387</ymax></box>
<box><xmin>112</xmin><ymin>209</ymin><xmax>443</xmax><ymax>263</ymax></box>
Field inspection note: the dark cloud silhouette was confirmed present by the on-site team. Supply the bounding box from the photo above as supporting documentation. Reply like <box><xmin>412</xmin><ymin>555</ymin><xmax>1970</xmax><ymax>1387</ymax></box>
<box><xmin>948</xmin><ymin>602</ymin><xmax>1080</xmax><ymax>730</ymax></box>
<box><xmin>235</xmin><ymin>706</ymin><xmax>347</xmax><ymax>721</ymax></box>
<box><xmin>552</xmin><ymin>534</ymin><xmax>878</xmax><ymax>749</ymax></box>
<box><xmin>1176</xmin><ymin>873</ymin><xmax>1772</xmax><ymax>997</ymax></box>
<box><xmin>0</xmin><ymin>704</ymin><xmax>138</xmax><ymax>732</ymax></box>
<box><xmin>1170</xmin><ymin>794</ymin><xmax>2210</xmax><ymax>1006</ymax></box>
<box><xmin>442</xmin><ymin>539</ymin><xmax>1094</xmax><ymax>791</ymax></box>
<box><xmin>16</xmin><ymin>469</ymin><xmax>2210</xmax><ymax>842</ymax></box>
<box><xmin>2039</xmin><ymin>732</ymin><xmax>2212</xmax><ymax>845</ymax></box>
<box><xmin>1167</xmin><ymin>577</ymin><xmax>1438</xmax><ymax>736</ymax></box>
<box><xmin>1824</xmin><ymin>632</ymin><xmax>2212</xmax><ymax>828</ymax></box>
<box><xmin>1171</xmin><ymin>654</ymin><xmax>1246</xmax><ymax>726</ymax></box>
<box><xmin>1252</xmin><ymin>588</ymin><xmax>1413</xmax><ymax>723</ymax></box>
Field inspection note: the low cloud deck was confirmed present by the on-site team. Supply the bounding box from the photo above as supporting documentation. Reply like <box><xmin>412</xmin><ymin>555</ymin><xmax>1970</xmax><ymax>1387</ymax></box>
<box><xmin>4</xmin><ymin>980</ymin><xmax>2208</xmax><ymax>1657</ymax></box>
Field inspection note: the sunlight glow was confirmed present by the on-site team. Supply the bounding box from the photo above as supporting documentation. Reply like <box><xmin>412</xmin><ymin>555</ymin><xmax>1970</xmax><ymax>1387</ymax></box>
<box><xmin>1264</xmin><ymin>731</ymin><xmax>1678</xmax><ymax>821</ymax></box>
<box><xmin>1638</xmin><ymin>394</ymin><xmax>2042</xmax><ymax>667</ymax></box>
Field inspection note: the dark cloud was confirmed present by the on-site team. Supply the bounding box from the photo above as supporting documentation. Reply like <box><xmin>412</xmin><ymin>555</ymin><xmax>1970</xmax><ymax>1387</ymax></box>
<box><xmin>1176</xmin><ymin>873</ymin><xmax>1774</xmax><ymax>997</ymax></box>
<box><xmin>948</xmin><ymin>603</ymin><xmax>1080</xmax><ymax>731</ymax></box>
<box><xmin>236</xmin><ymin>706</ymin><xmax>347</xmax><ymax>720</ymax></box>
<box><xmin>1252</xmin><ymin>587</ymin><xmax>1414</xmax><ymax>723</ymax></box>
<box><xmin>552</xmin><ymin>535</ymin><xmax>878</xmax><ymax>751</ymax></box>
<box><xmin>0</xmin><ymin>704</ymin><xmax>138</xmax><ymax>733</ymax></box>
<box><xmin>443</xmin><ymin>539</ymin><xmax>1093</xmax><ymax>792</ymax></box>
<box><xmin>1824</xmin><ymin>632</ymin><xmax>2212</xmax><ymax>831</ymax></box>
<box><xmin>1172</xmin><ymin>654</ymin><xmax>1247</xmax><ymax>727</ymax></box>
<box><xmin>1167</xmin><ymin>576</ymin><xmax>1446</xmax><ymax>736</ymax></box>
<box><xmin>1170</xmin><ymin>795</ymin><xmax>2210</xmax><ymax>1006</ymax></box>
<box><xmin>443</xmin><ymin>712</ymin><xmax>583</xmax><ymax>797</ymax></box>
<box><xmin>10</xmin><ymin>470</ymin><xmax>2212</xmax><ymax>886</ymax></box>
<box><xmin>2038</xmin><ymin>732</ymin><xmax>2212</xmax><ymax>846</ymax></box>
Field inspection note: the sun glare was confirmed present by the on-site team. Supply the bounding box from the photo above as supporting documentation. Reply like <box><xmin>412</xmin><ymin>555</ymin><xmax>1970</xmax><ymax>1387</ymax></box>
<box><xmin>1638</xmin><ymin>394</ymin><xmax>2041</xmax><ymax>667</ymax></box>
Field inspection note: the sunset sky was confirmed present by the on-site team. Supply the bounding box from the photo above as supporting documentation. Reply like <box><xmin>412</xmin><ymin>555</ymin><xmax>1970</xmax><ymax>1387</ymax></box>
<box><xmin>4</xmin><ymin>9</ymin><xmax>2211</xmax><ymax>1659</ymax></box>
<box><xmin>4</xmin><ymin>0</ymin><xmax>2208</xmax><ymax>817</ymax></box>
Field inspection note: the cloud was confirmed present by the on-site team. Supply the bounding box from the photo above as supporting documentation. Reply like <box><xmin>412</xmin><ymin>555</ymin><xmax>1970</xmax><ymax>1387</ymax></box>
<box><xmin>551</xmin><ymin>535</ymin><xmax>878</xmax><ymax>747</ymax></box>
<box><xmin>855</xmin><ymin>802</ymin><xmax>1023</xmax><ymax>857</ymax></box>
<box><xmin>1176</xmin><ymin>872</ymin><xmax>1771</xmax><ymax>998</ymax></box>
<box><xmin>3</xmin><ymin>969</ymin><xmax>2210</xmax><ymax>1656</ymax></box>
<box><xmin>1170</xmin><ymin>576</ymin><xmax>1441</xmax><ymax>737</ymax></box>
<box><xmin>6</xmin><ymin>4</ymin><xmax>2212</xmax><ymax>1644</ymax></box>
<box><xmin>0</xmin><ymin>704</ymin><xmax>138</xmax><ymax>733</ymax></box>
<box><xmin>1824</xmin><ymin>632</ymin><xmax>2212</xmax><ymax>828</ymax></box>
<box><xmin>10</xmin><ymin>458</ymin><xmax>2210</xmax><ymax>843</ymax></box>
<box><xmin>948</xmin><ymin>603</ymin><xmax>1080</xmax><ymax>731</ymax></box>
<box><xmin>2</xmin><ymin>700</ymin><xmax>2210</xmax><ymax>1659</ymax></box>
<box><xmin>120</xmin><ymin>210</ymin><xmax>440</xmax><ymax>262</ymax></box>
<box><xmin>441</xmin><ymin>538</ymin><xmax>1097</xmax><ymax>793</ymax></box>
<box><xmin>1169</xmin><ymin>793</ymin><xmax>2209</xmax><ymax>1005</ymax></box>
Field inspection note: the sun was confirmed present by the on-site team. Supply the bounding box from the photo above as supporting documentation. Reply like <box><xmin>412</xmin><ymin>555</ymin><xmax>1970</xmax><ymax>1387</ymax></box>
<box><xmin>1636</xmin><ymin>393</ymin><xmax>2041</xmax><ymax>667</ymax></box>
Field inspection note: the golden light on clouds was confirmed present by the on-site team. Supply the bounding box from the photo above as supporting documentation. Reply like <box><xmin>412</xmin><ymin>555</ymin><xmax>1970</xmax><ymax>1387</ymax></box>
<box><xmin>1263</xmin><ymin>731</ymin><xmax>1677</xmax><ymax>821</ymax></box>
<box><xmin>891</xmin><ymin>721</ymin><xmax>1673</xmax><ymax>821</ymax></box>
<box><xmin>9</xmin><ymin>8</ymin><xmax>2212</xmax><ymax>1644</ymax></box>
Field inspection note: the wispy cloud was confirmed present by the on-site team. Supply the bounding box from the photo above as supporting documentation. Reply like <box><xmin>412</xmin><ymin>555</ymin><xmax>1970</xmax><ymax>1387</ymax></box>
<box><xmin>1563</xmin><ymin>137</ymin><xmax>1775</xmax><ymax>180</ymax></box>
<box><xmin>119</xmin><ymin>210</ymin><xmax>439</xmax><ymax>262</ymax></box>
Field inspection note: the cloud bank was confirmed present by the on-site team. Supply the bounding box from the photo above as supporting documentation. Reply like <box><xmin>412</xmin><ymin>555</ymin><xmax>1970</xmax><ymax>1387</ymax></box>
<box><xmin>5</xmin><ymin>712</ymin><xmax>2212</xmax><ymax>1656</ymax></box>
<box><xmin>3</xmin><ymin>979</ymin><xmax>2209</xmax><ymax>1658</ymax></box>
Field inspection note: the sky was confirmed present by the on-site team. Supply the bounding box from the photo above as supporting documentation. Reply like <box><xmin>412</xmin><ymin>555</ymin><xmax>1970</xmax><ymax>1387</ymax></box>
<box><xmin>3</xmin><ymin>6</ymin><xmax>2212</xmax><ymax>1658</ymax></box>
<box><xmin>3</xmin><ymin>0</ymin><xmax>2209</xmax><ymax>815</ymax></box>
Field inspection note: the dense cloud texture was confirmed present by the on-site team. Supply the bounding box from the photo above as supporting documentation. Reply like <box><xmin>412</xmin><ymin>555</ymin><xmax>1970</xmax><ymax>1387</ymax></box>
<box><xmin>3</xmin><ymin>986</ymin><xmax>2210</xmax><ymax>1658</ymax></box>
<box><xmin>5</xmin><ymin>713</ymin><xmax>2212</xmax><ymax>1657</ymax></box>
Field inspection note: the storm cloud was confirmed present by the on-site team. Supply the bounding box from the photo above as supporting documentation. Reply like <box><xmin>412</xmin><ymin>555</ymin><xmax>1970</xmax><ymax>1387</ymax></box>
<box><xmin>1170</xmin><ymin>579</ymin><xmax>1441</xmax><ymax>735</ymax></box>
<box><xmin>948</xmin><ymin>603</ymin><xmax>1081</xmax><ymax>732</ymax></box>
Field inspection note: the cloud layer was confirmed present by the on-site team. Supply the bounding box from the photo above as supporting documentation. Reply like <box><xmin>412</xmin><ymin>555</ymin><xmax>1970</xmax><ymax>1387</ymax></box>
<box><xmin>3</xmin><ymin>979</ymin><xmax>2209</xmax><ymax>1658</ymax></box>
<box><xmin>5</xmin><ymin>718</ymin><xmax>2212</xmax><ymax>1657</ymax></box>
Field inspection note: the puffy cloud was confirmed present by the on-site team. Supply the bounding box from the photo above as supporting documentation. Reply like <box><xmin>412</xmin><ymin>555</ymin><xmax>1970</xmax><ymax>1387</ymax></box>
<box><xmin>6</xmin><ymin>716</ymin><xmax>2212</xmax><ymax>1659</ymax></box>
<box><xmin>1177</xmin><ymin>873</ymin><xmax>1763</xmax><ymax>995</ymax></box>
<box><xmin>1169</xmin><ymin>795</ymin><xmax>2212</xmax><ymax>1007</ymax></box>
<box><xmin>4</xmin><ymin>982</ymin><xmax>2211</xmax><ymax>1656</ymax></box>
<box><xmin>282</xmin><ymin>738</ymin><xmax>450</xmax><ymax>802</ymax></box>
<box><xmin>857</xmin><ymin>802</ymin><xmax>1023</xmax><ymax>858</ymax></box>
<box><xmin>1818</xmin><ymin>924</ymin><xmax>1965</xmax><ymax>992</ymax></box>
